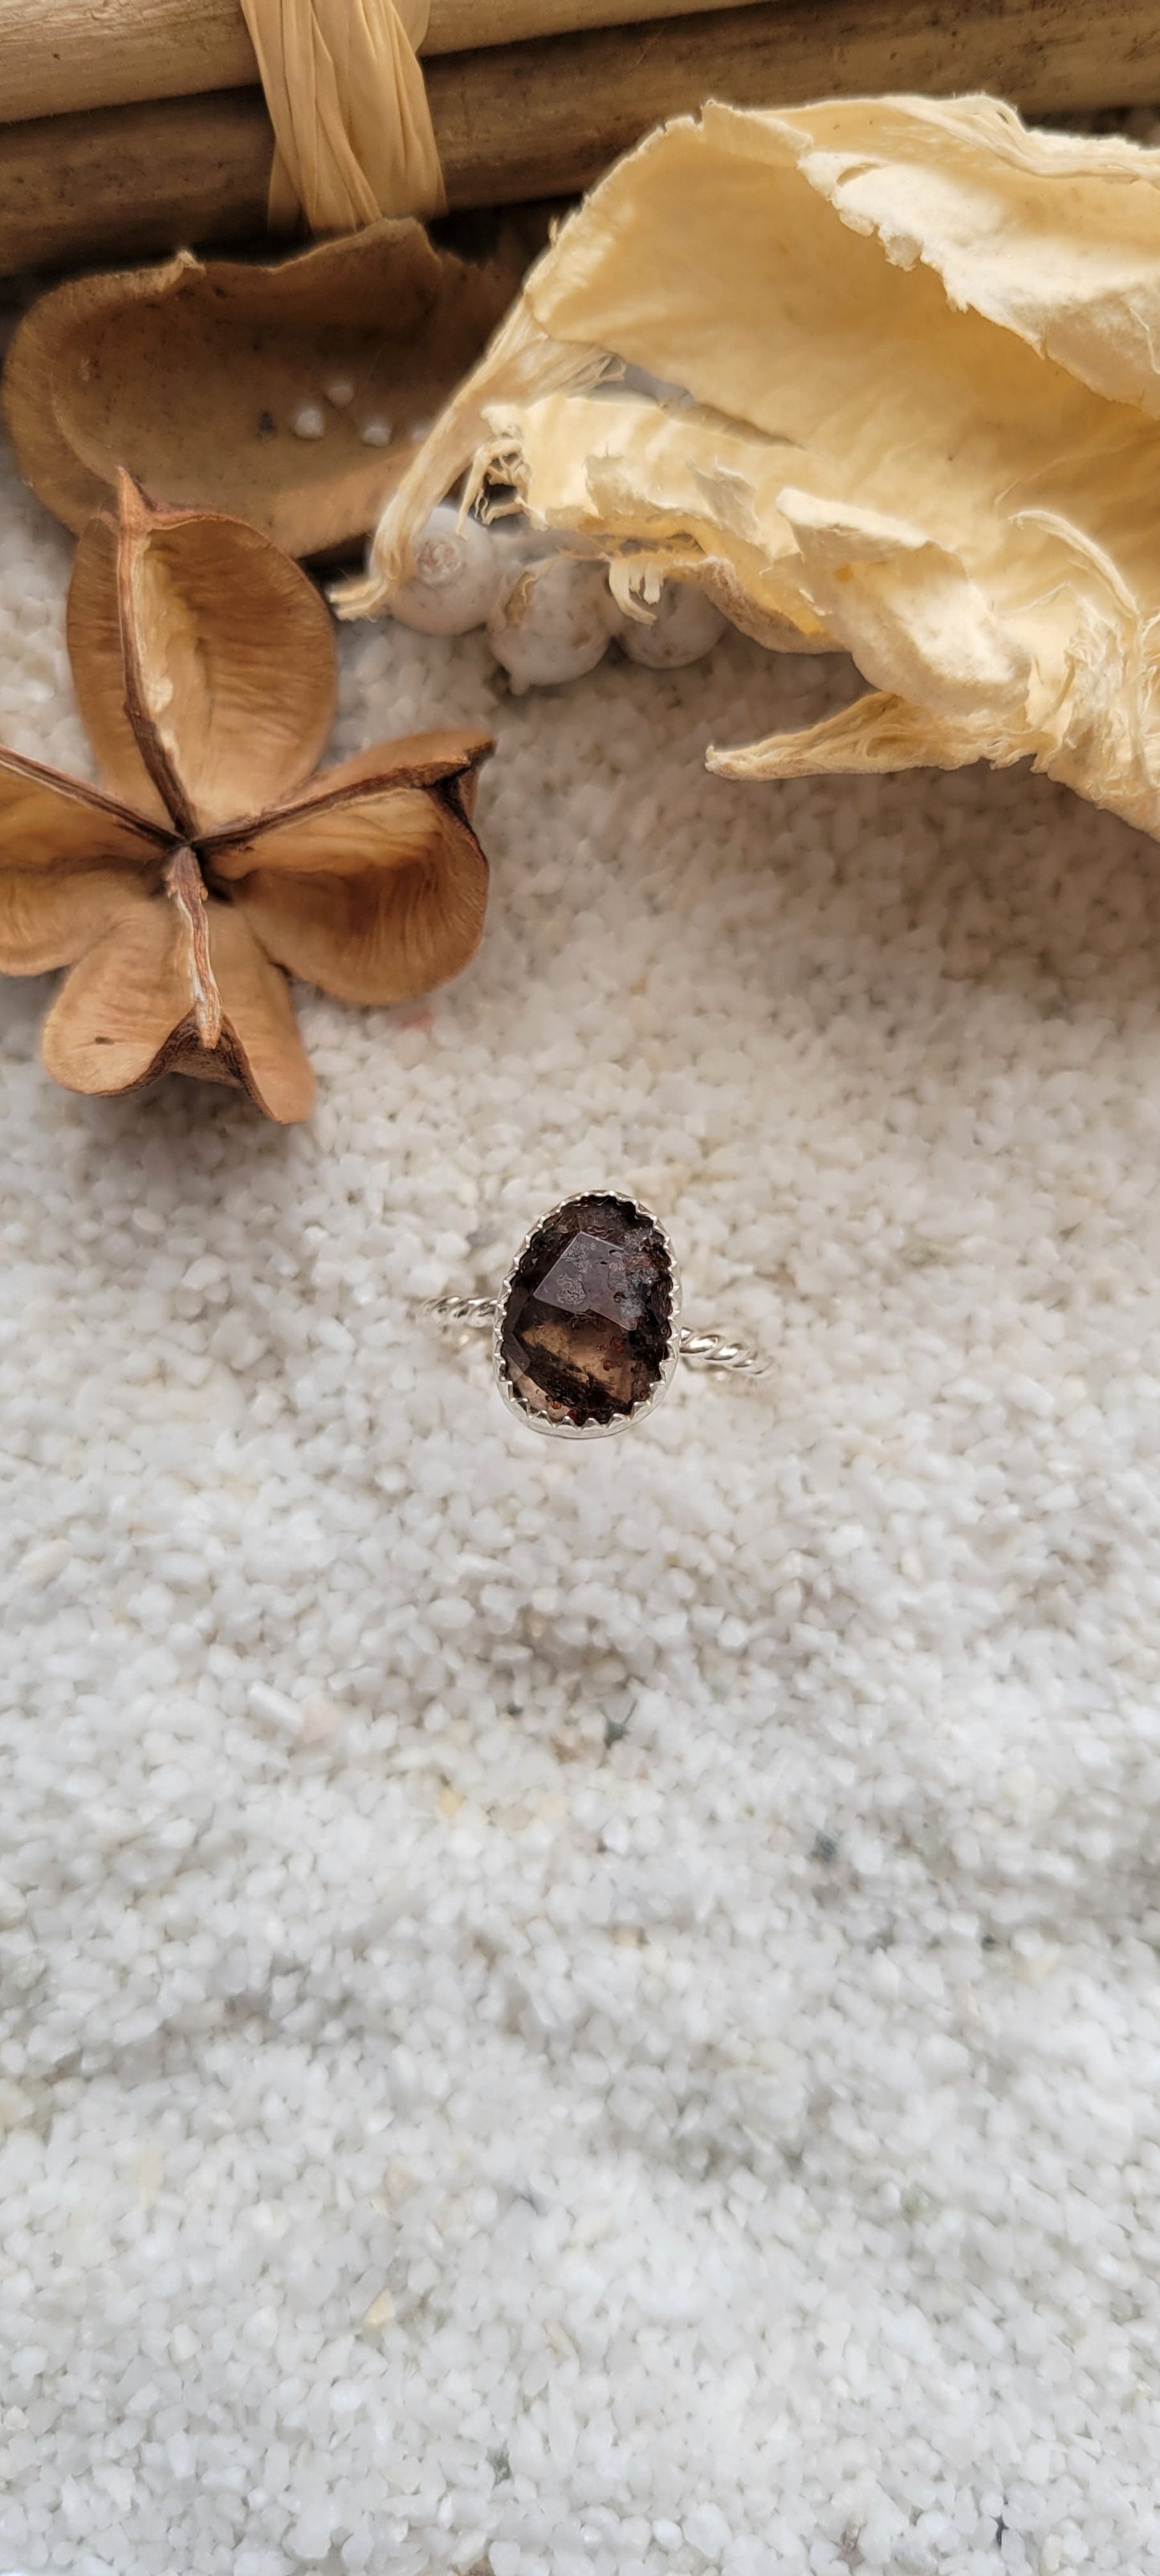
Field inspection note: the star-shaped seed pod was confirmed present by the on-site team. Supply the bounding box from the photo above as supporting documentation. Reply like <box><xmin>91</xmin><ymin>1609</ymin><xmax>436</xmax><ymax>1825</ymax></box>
<box><xmin>0</xmin><ymin>473</ymin><xmax>493</xmax><ymax>1120</ymax></box>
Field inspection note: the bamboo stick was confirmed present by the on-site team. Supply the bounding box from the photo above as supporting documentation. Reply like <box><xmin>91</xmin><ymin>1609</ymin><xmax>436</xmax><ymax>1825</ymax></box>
<box><xmin>0</xmin><ymin>0</ymin><xmax>772</xmax><ymax>124</ymax></box>
<box><xmin>2</xmin><ymin>0</ymin><xmax>1158</xmax><ymax>282</ymax></box>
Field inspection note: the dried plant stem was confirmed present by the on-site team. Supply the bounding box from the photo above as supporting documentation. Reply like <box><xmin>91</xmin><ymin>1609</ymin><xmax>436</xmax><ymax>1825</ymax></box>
<box><xmin>2</xmin><ymin>0</ymin><xmax>1158</xmax><ymax>276</ymax></box>
<box><xmin>164</xmin><ymin>845</ymin><xmax>222</xmax><ymax>1047</ymax></box>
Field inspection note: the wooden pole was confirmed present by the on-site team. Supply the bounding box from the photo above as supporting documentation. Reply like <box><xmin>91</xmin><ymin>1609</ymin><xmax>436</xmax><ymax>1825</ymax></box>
<box><xmin>0</xmin><ymin>0</ymin><xmax>772</xmax><ymax>123</ymax></box>
<box><xmin>2</xmin><ymin>0</ymin><xmax>1158</xmax><ymax>280</ymax></box>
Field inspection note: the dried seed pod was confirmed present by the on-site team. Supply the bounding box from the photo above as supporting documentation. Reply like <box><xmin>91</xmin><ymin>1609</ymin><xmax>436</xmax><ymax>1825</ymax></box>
<box><xmin>389</xmin><ymin>503</ymin><xmax>505</xmax><ymax>635</ymax></box>
<box><xmin>613</xmin><ymin>580</ymin><xmax>726</xmax><ymax>669</ymax></box>
<box><xmin>486</xmin><ymin>555</ymin><xmax>616</xmax><ymax>692</ymax></box>
<box><xmin>0</xmin><ymin>474</ymin><xmax>495</xmax><ymax>1123</ymax></box>
<box><xmin>3</xmin><ymin>221</ymin><xmax>524</xmax><ymax>561</ymax></box>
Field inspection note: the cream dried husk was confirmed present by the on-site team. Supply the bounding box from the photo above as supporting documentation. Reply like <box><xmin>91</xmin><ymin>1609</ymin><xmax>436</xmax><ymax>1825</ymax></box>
<box><xmin>336</xmin><ymin>94</ymin><xmax>1160</xmax><ymax>838</ymax></box>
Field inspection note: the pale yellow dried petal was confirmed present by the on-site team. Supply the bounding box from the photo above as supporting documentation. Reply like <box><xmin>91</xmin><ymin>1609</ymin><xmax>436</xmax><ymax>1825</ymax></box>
<box><xmin>771</xmin><ymin>490</ymin><xmax>1034</xmax><ymax>723</ymax></box>
<box><xmin>116</xmin><ymin>475</ymin><xmax>336</xmax><ymax>837</ymax></box>
<box><xmin>474</xmin><ymin>391</ymin><xmax>829</xmax><ymax>642</ymax></box>
<box><xmin>356</xmin><ymin>96</ymin><xmax>1160</xmax><ymax>838</ymax></box>
<box><xmin>707</xmin><ymin>691</ymin><xmax>989</xmax><ymax>783</ymax></box>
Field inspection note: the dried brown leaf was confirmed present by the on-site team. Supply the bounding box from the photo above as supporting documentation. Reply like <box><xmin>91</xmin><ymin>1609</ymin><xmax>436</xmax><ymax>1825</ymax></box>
<box><xmin>4</xmin><ymin>222</ymin><xmax>524</xmax><ymax>562</ymax></box>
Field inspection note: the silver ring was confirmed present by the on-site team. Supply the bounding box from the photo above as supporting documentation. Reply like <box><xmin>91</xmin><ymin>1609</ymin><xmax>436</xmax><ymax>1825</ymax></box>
<box><xmin>421</xmin><ymin>1190</ymin><xmax>768</xmax><ymax>1440</ymax></box>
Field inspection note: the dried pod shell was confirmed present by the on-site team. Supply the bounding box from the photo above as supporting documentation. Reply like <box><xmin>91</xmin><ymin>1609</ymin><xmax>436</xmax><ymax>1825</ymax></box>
<box><xmin>3</xmin><ymin>220</ymin><xmax>523</xmax><ymax>562</ymax></box>
<box><xmin>74</xmin><ymin>480</ymin><xmax>337</xmax><ymax>834</ymax></box>
<box><xmin>0</xmin><ymin>473</ymin><xmax>495</xmax><ymax>1124</ymax></box>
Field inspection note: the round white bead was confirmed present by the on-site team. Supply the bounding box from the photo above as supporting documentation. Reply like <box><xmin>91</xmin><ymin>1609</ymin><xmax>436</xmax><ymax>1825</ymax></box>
<box><xmin>614</xmin><ymin>581</ymin><xmax>727</xmax><ymax>668</ymax></box>
<box><xmin>389</xmin><ymin>503</ymin><xmax>505</xmax><ymax>637</ymax></box>
<box><xmin>290</xmin><ymin>404</ymin><xmax>327</xmax><ymax>442</ymax></box>
<box><xmin>486</xmin><ymin>556</ymin><xmax>616</xmax><ymax>692</ymax></box>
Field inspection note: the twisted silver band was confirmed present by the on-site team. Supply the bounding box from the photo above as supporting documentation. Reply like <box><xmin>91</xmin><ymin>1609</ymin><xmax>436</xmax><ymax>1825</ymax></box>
<box><xmin>675</xmin><ymin>1326</ymin><xmax>770</xmax><ymax>1377</ymax></box>
<box><xmin>423</xmin><ymin>1295</ymin><xmax>768</xmax><ymax>1380</ymax></box>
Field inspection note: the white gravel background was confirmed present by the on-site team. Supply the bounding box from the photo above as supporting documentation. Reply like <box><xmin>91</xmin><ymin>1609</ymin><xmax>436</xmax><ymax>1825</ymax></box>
<box><xmin>2</xmin><ymin>420</ymin><xmax>1160</xmax><ymax>2576</ymax></box>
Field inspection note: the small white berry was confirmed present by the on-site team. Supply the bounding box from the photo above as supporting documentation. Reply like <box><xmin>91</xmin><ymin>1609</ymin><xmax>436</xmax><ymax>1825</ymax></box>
<box><xmin>389</xmin><ymin>503</ymin><xmax>504</xmax><ymax>637</ymax></box>
<box><xmin>360</xmin><ymin>418</ymin><xmax>393</xmax><ymax>447</ymax></box>
<box><xmin>325</xmin><ymin>377</ymin><xmax>356</xmax><ymax>407</ymax></box>
<box><xmin>291</xmin><ymin>403</ymin><xmax>326</xmax><ymax>441</ymax></box>
<box><xmin>614</xmin><ymin>580</ymin><xmax>726</xmax><ymax>668</ymax></box>
<box><xmin>486</xmin><ymin>555</ymin><xmax>616</xmax><ymax>692</ymax></box>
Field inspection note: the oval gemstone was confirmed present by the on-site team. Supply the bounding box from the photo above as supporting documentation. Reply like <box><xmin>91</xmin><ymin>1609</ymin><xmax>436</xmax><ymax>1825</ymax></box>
<box><xmin>499</xmin><ymin>1194</ymin><xmax>674</xmax><ymax>1431</ymax></box>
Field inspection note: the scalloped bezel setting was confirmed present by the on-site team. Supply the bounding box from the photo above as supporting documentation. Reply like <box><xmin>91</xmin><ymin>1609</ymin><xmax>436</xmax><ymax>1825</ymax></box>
<box><xmin>494</xmin><ymin>1192</ymin><xmax>682</xmax><ymax>1441</ymax></box>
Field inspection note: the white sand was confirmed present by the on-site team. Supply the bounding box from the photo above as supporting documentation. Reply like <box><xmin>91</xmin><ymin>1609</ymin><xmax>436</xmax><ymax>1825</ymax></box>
<box><xmin>2</xmin><ymin>426</ymin><xmax>1159</xmax><ymax>2576</ymax></box>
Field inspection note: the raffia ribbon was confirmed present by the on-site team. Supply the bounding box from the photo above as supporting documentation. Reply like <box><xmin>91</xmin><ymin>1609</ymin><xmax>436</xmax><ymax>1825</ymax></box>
<box><xmin>239</xmin><ymin>0</ymin><xmax>446</xmax><ymax>232</ymax></box>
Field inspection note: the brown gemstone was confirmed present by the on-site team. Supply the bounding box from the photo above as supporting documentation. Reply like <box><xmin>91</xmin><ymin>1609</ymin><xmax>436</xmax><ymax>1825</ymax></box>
<box><xmin>499</xmin><ymin>1194</ymin><xmax>675</xmax><ymax>1431</ymax></box>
